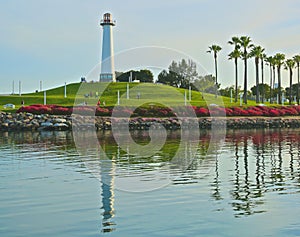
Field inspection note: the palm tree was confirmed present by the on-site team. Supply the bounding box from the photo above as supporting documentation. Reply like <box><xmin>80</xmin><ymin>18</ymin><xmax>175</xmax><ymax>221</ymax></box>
<box><xmin>207</xmin><ymin>44</ymin><xmax>222</xmax><ymax>85</ymax></box>
<box><xmin>228</xmin><ymin>36</ymin><xmax>241</xmax><ymax>48</ymax></box>
<box><xmin>272</xmin><ymin>58</ymin><xmax>276</xmax><ymax>102</ymax></box>
<box><xmin>274</xmin><ymin>53</ymin><xmax>286</xmax><ymax>104</ymax></box>
<box><xmin>293</xmin><ymin>55</ymin><xmax>300</xmax><ymax>104</ymax></box>
<box><xmin>261</xmin><ymin>53</ymin><xmax>266</xmax><ymax>103</ymax></box>
<box><xmin>228</xmin><ymin>49</ymin><xmax>241</xmax><ymax>103</ymax></box>
<box><xmin>249</xmin><ymin>45</ymin><xmax>265</xmax><ymax>103</ymax></box>
<box><xmin>228</xmin><ymin>36</ymin><xmax>241</xmax><ymax>103</ymax></box>
<box><xmin>284</xmin><ymin>59</ymin><xmax>296</xmax><ymax>105</ymax></box>
<box><xmin>239</xmin><ymin>36</ymin><xmax>252</xmax><ymax>104</ymax></box>
<box><xmin>265</xmin><ymin>56</ymin><xmax>275</xmax><ymax>103</ymax></box>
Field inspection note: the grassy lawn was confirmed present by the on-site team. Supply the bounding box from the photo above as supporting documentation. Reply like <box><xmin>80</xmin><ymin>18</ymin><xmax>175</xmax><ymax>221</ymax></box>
<box><xmin>0</xmin><ymin>82</ymin><xmax>266</xmax><ymax>112</ymax></box>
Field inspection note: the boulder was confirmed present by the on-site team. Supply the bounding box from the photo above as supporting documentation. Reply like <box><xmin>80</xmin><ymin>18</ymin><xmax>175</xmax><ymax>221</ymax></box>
<box><xmin>53</xmin><ymin>123</ymin><xmax>69</xmax><ymax>131</ymax></box>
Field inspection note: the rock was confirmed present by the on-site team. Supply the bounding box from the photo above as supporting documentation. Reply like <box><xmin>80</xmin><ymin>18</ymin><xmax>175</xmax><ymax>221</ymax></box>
<box><xmin>53</xmin><ymin>118</ymin><xmax>67</xmax><ymax>123</ymax></box>
<box><xmin>54</xmin><ymin>123</ymin><xmax>69</xmax><ymax>131</ymax></box>
<box><xmin>1</xmin><ymin>123</ymin><xmax>9</xmax><ymax>128</ymax></box>
<box><xmin>41</xmin><ymin>122</ymin><xmax>53</xmax><ymax>127</ymax></box>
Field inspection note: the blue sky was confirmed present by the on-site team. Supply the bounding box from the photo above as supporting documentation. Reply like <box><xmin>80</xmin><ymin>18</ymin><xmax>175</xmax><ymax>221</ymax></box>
<box><xmin>1</xmin><ymin>0</ymin><xmax>300</xmax><ymax>93</ymax></box>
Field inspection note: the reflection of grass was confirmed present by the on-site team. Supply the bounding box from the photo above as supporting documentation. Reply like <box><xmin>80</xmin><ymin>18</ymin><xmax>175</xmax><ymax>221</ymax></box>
<box><xmin>0</xmin><ymin>82</ymin><xmax>261</xmax><ymax>112</ymax></box>
<box><xmin>99</xmin><ymin>130</ymin><xmax>182</xmax><ymax>163</ymax></box>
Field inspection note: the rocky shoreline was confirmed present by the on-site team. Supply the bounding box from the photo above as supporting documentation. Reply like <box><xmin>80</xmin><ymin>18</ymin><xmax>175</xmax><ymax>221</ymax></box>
<box><xmin>1</xmin><ymin>112</ymin><xmax>300</xmax><ymax>132</ymax></box>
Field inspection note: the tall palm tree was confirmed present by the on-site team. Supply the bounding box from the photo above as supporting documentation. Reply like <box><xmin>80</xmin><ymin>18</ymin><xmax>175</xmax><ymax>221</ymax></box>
<box><xmin>265</xmin><ymin>56</ymin><xmax>275</xmax><ymax>103</ymax></box>
<box><xmin>260</xmin><ymin>53</ymin><xmax>266</xmax><ymax>103</ymax></box>
<box><xmin>284</xmin><ymin>59</ymin><xmax>296</xmax><ymax>105</ymax></box>
<box><xmin>239</xmin><ymin>36</ymin><xmax>252</xmax><ymax>104</ymax></box>
<box><xmin>274</xmin><ymin>53</ymin><xmax>286</xmax><ymax>104</ymax></box>
<box><xmin>207</xmin><ymin>45</ymin><xmax>222</xmax><ymax>85</ymax></box>
<box><xmin>228</xmin><ymin>36</ymin><xmax>241</xmax><ymax>103</ymax></box>
<box><xmin>272</xmin><ymin>58</ymin><xmax>276</xmax><ymax>102</ymax></box>
<box><xmin>228</xmin><ymin>49</ymin><xmax>241</xmax><ymax>103</ymax></box>
<box><xmin>228</xmin><ymin>36</ymin><xmax>241</xmax><ymax>48</ymax></box>
<box><xmin>249</xmin><ymin>45</ymin><xmax>265</xmax><ymax>103</ymax></box>
<box><xmin>293</xmin><ymin>55</ymin><xmax>300</xmax><ymax>104</ymax></box>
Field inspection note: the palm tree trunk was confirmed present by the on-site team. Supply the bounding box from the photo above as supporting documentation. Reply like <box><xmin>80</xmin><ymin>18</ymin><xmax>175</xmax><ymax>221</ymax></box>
<box><xmin>278</xmin><ymin>66</ymin><xmax>282</xmax><ymax>104</ymax></box>
<box><xmin>214</xmin><ymin>55</ymin><xmax>218</xmax><ymax>85</ymax></box>
<box><xmin>297</xmin><ymin>64</ymin><xmax>300</xmax><ymax>104</ymax></box>
<box><xmin>235</xmin><ymin>58</ymin><xmax>238</xmax><ymax>103</ymax></box>
<box><xmin>255</xmin><ymin>58</ymin><xmax>259</xmax><ymax>103</ymax></box>
<box><xmin>269</xmin><ymin>65</ymin><xmax>272</xmax><ymax>104</ymax></box>
<box><xmin>273</xmin><ymin>66</ymin><xmax>276</xmax><ymax>103</ymax></box>
<box><xmin>214</xmin><ymin>55</ymin><xmax>218</xmax><ymax>98</ymax></box>
<box><xmin>261</xmin><ymin>60</ymin><xmax>264</xmax><ymax>103</ymax></box>
<box><xmin>243</xmin><ymin>57</ymin><xmax>248</xmax><ymax>104</ymax></box>
<box><xmin>290</xmin><ymin>69</ymin><xmax>293</xmax><ymax>105</ymax></box>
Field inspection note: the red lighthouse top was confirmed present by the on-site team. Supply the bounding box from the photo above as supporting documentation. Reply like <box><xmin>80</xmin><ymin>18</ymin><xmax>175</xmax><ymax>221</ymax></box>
<box><xmin>100</xmin><ymin>13</ymin><xmax>116</xmax><ymax>26</ymax></box>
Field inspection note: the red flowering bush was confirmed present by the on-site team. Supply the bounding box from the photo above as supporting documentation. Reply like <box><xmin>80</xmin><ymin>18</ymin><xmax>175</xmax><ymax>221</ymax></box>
<box><xmin>247</xmin><ymin>109</ymin><xmax>262</xmax><ymax>116</ymax></box>
<box><xmin>294</xmin><ymin>106</ymin><xmax>300</xmax><ymax>113</ymax></box>
<box><xmin>231</xmin><ymin>107</ymin><xmax>247</xmax><ymax>116</ymax></box>
<box><xmin>268</xmin><ymin>109</ymin><xmax>281</xmax><ymax>116</ymax></box>
<box><xmin>95</xmin><ymin>107</ymin><xmax>111</xmax><ymax>116</ymax></box>
<box><xmin>209</xmin><ymin>107</ymin><xmax>226</xmax><ymax>116</ymax></box>
<box><xmin>16</xmin><ymin>104</ymin><xmax>300</xmax><ymax>117</ymax></box>
<box><xmin>51</xmin><ymin>106</ymin><xmax>72</xmax><ymax>115</ymax></box>
<box><xmin>17</xmin><ymin>105</ymin><xmax>52</xmax><ymax>114</ymax></box>
<box><xmin>281</xmin><ymin>106</ymin><xmax>298</xmax><ymax>116</ymax></box>
<box><xmin>194</xmin><ymin>107</ymin><xmax>210</xmax><ymax>117</ymax></box>
<box><xmin>225</xmin><ymin>108</ymin><xmax>233</xmax><ymax>116</ymax></box>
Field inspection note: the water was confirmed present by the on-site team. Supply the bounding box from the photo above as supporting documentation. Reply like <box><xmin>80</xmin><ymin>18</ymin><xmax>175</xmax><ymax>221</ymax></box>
<box><xmin>1</xmin><ymin>129</ymin><xmax>300</xmax><ymax>236</ymax></box>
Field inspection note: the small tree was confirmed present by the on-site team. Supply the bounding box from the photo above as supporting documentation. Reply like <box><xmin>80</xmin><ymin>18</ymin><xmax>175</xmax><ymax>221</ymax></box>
<box><xmin>193</xmin><ymin>75</ymin><xmax>219</xmax><ymax>94</ymax></box>
<box><xmin>157</xmin><ymin>59</ymin><xmax>199</xmax><ymax>89</ymax></box>
<box><xmin>250</xmin><ymin>84</ymin><xmax>271</xmax><ymax>101</ymax></box>
<box><xmin>117</xmin><ymin>69</ymin><xmax>154</xmax><ymax>82</ymax></box>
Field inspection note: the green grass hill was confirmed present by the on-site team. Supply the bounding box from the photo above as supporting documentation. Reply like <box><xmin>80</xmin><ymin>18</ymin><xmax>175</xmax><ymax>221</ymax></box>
<box><xmin>0</xmin><ymin>82</ymin><xmax>258</xmax><ymax>112</ymax></box>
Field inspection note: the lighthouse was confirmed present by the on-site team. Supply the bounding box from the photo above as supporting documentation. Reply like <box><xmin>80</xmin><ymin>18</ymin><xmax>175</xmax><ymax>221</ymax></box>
<box><xmin>100</xmin><ymin>13</ymin><xmax>116</xmax><ymax>82</ymax></box>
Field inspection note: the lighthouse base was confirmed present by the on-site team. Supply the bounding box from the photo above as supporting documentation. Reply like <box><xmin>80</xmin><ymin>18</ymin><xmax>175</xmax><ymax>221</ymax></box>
<box><xmin>100</xmin><ymin>73</ymin><xmax>115</xmax><ymax>82</ymax></box>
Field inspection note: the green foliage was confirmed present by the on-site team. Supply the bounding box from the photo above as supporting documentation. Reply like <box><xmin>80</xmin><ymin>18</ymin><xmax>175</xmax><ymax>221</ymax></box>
<box><xmin>228</xmin><ymin>49</ymin><xmax>241</xmax><ymax>61</ymax></box>
<box><xmin>250</xmin><ymin>84</ymin><xmax>271</xmax><ymax>98</ymax></box>
<box><xmin>116</xmin><ymin>69</ymin><xmax>154</xmax><ymax>82</ymax></box>
<box><xmin>157</xmin><ymin>59</ymin><xmax>199</xmax><ymax>89</ymax></box>
<box><xmin>207</xmin><ymin>45</ymin><xmax>222</xmax><ymax>58</ymax></box>
<box><xmin>249</xmin><ymin>45</ymin><xmax>265</xmax><ymax>59</ymax></box>
<box><xmin>239</xmin><ymin>36</ymin><xmax>253</xmax><ymax>59</ymax></box>
<box><xmin>193</xmin><ymin>75</ymin><xmax>219</xmax><ymax>94</ymax></box>
<box><xmin>284</xmin><ymin>58</ymin><xmax>296</xmax><ymax>71</ymax></box>
<box><xmin>220</xmin><ymin>85</ymin><xmax>242</xmax><ymax>98</ymax></box>
<box><xmin>274</xmin><ymin>53</ymin><xmax>286</xmax><ymax>67</ymax></box>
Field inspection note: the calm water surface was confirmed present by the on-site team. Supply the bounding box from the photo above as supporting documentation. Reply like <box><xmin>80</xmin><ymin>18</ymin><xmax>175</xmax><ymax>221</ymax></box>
<box><xmin>1</xmin><ymin>129</ymin><xmax>300</xmax><ymax>236</ymax></box>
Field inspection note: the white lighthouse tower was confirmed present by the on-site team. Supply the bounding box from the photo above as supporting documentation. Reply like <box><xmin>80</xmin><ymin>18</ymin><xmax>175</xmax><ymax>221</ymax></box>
<box><xmin>100</xmin><ymin>13</ymin><xmax>116</xmax><ymax>82</ymax></box>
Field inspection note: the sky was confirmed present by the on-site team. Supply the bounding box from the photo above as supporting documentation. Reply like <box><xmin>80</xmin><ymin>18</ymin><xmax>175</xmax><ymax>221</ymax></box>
<box><xmin>1</xmin><ymin>0</ymin><xmax>300</xmax><ymax>94</ymax></box>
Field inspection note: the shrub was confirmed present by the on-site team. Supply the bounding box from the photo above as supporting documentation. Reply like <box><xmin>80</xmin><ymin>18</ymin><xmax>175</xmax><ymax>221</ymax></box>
<box><xmin>16</xmin><ymin>104</ymin><xmax>300</xmax><ymax>118</ymax></box>
<box><xmin>269</xmin><ymin>109</ymin><xmax>280</xmax><ymax>117</ymax></box>
<box><xmin>194</xmin><ymin>107</ymin><xmax>209</xmax><ymax>117</ymax></box>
